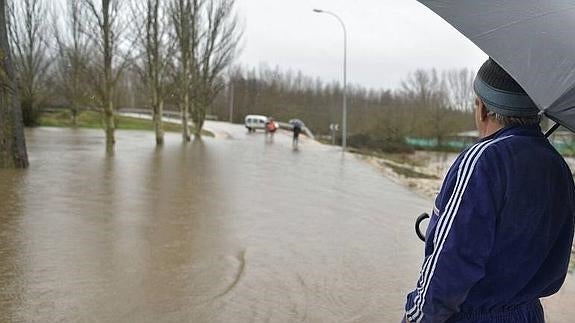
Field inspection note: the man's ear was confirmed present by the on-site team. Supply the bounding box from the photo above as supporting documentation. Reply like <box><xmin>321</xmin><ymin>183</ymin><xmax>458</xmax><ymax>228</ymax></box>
<box><xmin>478</xmin><ymin>99</ymin><xmax>489</xmax><ymax>121</ymax></box>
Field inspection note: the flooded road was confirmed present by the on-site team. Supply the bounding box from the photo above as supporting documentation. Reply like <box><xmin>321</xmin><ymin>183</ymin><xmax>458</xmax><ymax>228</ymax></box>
<box><xmin>0</xmin><ymin>125</ymin><xmax>574</xmax><ymax>322</ymax></box>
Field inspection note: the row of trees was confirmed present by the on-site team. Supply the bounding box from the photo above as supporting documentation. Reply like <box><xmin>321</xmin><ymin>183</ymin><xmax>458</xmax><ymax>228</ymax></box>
<box><xmin>4</xmin><ymin>0</ymin><xmax>241</xmax><ymax>154</ymax></box>
<box><xmin>1</xmin><ymin>0</ymin><xmax>476</xmax><ymax>167</ymax></box>
<box><xmin>210</xmin><ymin>65</ymin><xmax>476</xmax><ymax>151</ymax></box>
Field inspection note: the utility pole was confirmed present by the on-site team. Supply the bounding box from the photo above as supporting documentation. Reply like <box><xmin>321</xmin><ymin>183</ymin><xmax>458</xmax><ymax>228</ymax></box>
<box><xmin>229</xmin><ymin>81</ymin><xmax>234</xmax><ymax>123</ymax></box>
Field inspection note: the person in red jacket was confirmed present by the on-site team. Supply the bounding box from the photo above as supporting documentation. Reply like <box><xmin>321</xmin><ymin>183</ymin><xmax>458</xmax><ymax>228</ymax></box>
<box><xmin>265</xmin><ymin>117</ymin><xmax>277</xmax><ymax>134</ymax></box>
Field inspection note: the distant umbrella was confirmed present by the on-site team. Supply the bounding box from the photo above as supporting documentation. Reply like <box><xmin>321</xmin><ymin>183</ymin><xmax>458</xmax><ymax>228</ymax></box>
<box><xmin>289</xmin><ymin>119</ymin><xmax>304</xmax><ymax>128</ymax></box>
<box><xmin>417</xmin><ymin>0</ymin><xmax>575</xmax><ymax>133</ymax></box>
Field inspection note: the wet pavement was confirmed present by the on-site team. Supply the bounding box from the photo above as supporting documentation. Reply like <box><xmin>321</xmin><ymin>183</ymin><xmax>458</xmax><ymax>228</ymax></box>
<box><xmin>0</xmin><ymin>124</ymin><xmax>573</xmax><ymax>322</ymax></box>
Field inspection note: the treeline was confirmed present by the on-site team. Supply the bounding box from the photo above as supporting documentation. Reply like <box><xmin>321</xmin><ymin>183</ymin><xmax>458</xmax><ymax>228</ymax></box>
<box><xmin>210</xmin><ymin>66</ymin><xmax>477</xmax><ymax>152</ymax></box>
<box><xmin>6</xmin><ymin>0</ymin><xmax>241</xmax><ymax>152</ymax></box>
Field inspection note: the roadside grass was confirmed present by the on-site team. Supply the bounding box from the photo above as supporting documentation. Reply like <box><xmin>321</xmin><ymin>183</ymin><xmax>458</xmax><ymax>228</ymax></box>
<box><xmin>38</xmin><ymin>110</ymin><xmax>214</xmax><ymax>137</ymax></box>
<box><xmin>348</xmin><ymin>147</ymin><xmax>426</xmax><ymax>167</ymax></box>
<box><xmin>345</xmin><ymin>147</ymin><xmax>442</xmax><ymax>180</ymax></box>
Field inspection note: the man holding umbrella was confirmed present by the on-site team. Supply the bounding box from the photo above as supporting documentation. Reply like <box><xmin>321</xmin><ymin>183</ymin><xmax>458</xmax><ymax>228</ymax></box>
<box><xmin>404</xmin><ymin>1</ymin><xmax>575</xmax><ymax>321</ymax></box>
<box><xmin>403</xmin><ymin>59</ymin><xmax>575</xmax><ymax>323</ymax></box>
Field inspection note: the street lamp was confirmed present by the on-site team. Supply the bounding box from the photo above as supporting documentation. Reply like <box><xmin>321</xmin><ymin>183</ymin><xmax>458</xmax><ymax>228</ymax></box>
<box><xmin>313</xmin><ymin>8</ymin><xmax>348</xmax><ymax>151</ymax></box>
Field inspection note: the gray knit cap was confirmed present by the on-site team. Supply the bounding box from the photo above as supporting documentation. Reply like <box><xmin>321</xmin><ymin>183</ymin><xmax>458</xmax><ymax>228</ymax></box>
<box><xmin>474</xmin><ymin>58</ymin><xmax>540</xmax><ymax>117</ymax></box>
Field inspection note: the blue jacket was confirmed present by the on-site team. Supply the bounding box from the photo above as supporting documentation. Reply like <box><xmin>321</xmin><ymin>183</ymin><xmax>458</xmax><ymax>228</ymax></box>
<box><xmin>405</xmin><ymin>125</ymin><xmax>575</xmax><ymax>322</ymax></box>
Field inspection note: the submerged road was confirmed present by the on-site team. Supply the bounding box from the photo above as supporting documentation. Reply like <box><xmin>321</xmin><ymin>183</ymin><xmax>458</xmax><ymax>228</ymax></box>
<box><xmin>0</xmin><ymin>124</ymin><xmax>573</xmax><ymax>322</ymax></box>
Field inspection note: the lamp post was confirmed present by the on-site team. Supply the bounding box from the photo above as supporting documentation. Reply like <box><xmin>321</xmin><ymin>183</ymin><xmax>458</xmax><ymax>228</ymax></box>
<box><xmin>313</xmin><ymin>8</ymin><xmax>347</xmax><ymax>151</ymax></box>
<box><xmin>229</xmin><ymin>80</ymin><xmax>234</xmax><ymax>123</ymax></box>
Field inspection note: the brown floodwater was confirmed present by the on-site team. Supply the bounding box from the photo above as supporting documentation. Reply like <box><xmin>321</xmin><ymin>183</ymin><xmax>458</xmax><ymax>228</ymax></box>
<box><xmin>0</xmin><ymin>126</ymin><xmax>574</xmax><ymax>322</ymax></box>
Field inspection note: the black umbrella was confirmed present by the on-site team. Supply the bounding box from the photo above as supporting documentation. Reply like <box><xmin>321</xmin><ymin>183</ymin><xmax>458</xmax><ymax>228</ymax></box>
<box><xmin>289</xmin><ymin>119</ymin><xmax>304</xmax><ymax>128</ymax></box>
<box><xmin>417</xmin><ymin>0</ymin><xmax>575</xmax><ymax>134</ymax></box>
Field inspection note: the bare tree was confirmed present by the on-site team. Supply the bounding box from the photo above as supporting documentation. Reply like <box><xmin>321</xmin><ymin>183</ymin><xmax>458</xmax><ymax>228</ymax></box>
<box><xmin>133</xmin><ymin>0</ymin><xmax>173</xmax><ymax>145</ymax></box>
<box><xmin>53</xmin><ymin>0</ymin><xmax>91</xmax><ymax>126</ymax></box>
<box><xmin>170</xmin><ymin>0</ymin><xmax>198</xmax><ymax>141</ymax></box>
<box><xmin>190</xmin><ymin>0</ymin><xmax>241</xmax><ymax>136</ymax></box>
<box><xmin>7</xmin><ymin>0</ymin><xmax>50</xmax><ymax>126</ymax></box>
<box><xmin>0</xmin><ymin>0</ymin><xmax>28</xmax><ymax>168</ymax></box>
<box><xmin>400</xmin><ymin>69</ymin><xmax>442</xmax><ymax>106</ymax></box>
<box><xmin>81</xmin><ymin>0</ymin><xmax>127</xmax><ymax>152</ymax></box>
<box><xmin>445</xmin><ymin>68</ymin><xmax>475</xmax><ymax>111</ymax></box>
<box><xmin>399</xmin><ymin>69</ymin><xmax>457</xmax><ymax>145</ymax></box>
<box><xmin>400</xmin><ymin>69</ymin><xmax>435</xmax><ymax>135</ymax></box>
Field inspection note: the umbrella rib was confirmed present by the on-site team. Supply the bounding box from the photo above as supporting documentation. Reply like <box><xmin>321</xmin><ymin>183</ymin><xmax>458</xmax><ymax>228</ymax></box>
<box><xmin>472</xmin><ymin>6</ymin><xmax>575</xmax><ymax>39</ymax></box>
<box><xmin>547</xmin><ymin>80</ymin><xmax>575</xmax><ymax>111</ymax></box>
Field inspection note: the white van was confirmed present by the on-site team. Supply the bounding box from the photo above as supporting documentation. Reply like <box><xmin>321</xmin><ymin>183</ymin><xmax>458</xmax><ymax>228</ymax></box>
<box><xmin>244</xmin><ymin>115</ymin><xmax>268</xmax><ymax>132</ymax></box>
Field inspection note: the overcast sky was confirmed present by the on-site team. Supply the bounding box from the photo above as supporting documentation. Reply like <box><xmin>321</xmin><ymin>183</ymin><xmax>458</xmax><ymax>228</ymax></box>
<box><xmin>235</xmin><ymin>0</ymin><xmax>487</xmax><ymax>90</ymax></box>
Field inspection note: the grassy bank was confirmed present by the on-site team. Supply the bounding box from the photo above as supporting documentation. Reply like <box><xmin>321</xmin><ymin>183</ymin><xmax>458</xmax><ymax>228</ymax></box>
<box><xmin>347</xmin><ymin>147</ymin><xmax>425</xmax><ymax>167</ymax></box>
<box><xmin>38</xmin><ymin>110</ymin><xmax>214</xmax><ymax>137</ymax></box>
<box><xmin>347</xmin><ymin>147</ymin><xmax>446</xmax><ymax>181</ymax></box>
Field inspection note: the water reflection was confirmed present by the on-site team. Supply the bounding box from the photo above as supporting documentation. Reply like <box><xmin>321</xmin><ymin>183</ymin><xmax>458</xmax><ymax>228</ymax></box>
<box><xmin>0</xmin><ymin>169</ymin><xmax>26</xmax><ymax>322</ymax></box>
<box><xmin>0</xmin><ymin>127</ymin><xmax>573</xmax><ymax>322</ymax></box>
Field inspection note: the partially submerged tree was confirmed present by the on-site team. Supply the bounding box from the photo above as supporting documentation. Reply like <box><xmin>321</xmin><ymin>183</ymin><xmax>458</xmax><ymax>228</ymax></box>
<box><xmin>170</xmin><ymin>0</ymin><xmax>197</xmax><ymax>141</ymax></box>
<box><xmin>190</xmin><ymin>0</ymin><xmax>241</xmax><ymax>136</ymax></box>
<box><xmin>81</xmin><ymin>0</ymin><xmax>127</xmax><ymax>152</ymax></box>
<box><xmin>133</xmin><ymin>0</ymin><xmax>173</xmax><ymax>145</ymax></box>
<box><xmin>0</xmin><ymin>0</ymin><xmax>28</xmax><ymax>168</ymax></box>
<box><xmin>170</xmin><ymin>0</ymin><xmax>242</xmax><ymax>140</ymax></box>
<box><xmin>7</xmin><ymin>0</ymin><xmax>50</xmax><ymax>126</ymax></box>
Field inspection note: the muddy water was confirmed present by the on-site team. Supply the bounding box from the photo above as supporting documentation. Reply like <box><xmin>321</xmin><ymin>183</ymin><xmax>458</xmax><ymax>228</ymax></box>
<box><xmin>0</xmin><ymin>126</ymin><xmax>573</xmax><ymax>322</ymax></box>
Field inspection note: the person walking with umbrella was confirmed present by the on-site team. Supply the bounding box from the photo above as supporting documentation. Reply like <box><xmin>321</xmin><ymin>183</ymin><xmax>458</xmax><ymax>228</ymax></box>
<box><xmin>290</xmin><ymin>119</ymin><xmax>303</xmax><ymax>148</ymax></box>
<box><xmin>403</xmin><ymin>59</ymin><xmax>575</xmax><ymax>323</ymax></box>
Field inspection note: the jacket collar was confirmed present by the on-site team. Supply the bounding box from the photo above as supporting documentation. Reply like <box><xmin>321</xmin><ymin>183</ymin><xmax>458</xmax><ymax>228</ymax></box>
<box><xmin>480</xmin><ymin>124</ymin><xmax>543</xmax><ymax>142</ymax></box>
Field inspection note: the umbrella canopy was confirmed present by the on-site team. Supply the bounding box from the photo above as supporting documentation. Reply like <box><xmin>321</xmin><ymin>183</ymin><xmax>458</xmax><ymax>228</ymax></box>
<box><xmin>289</xmin><ymin>119</ymin><xmax>304</xmax><ymax>127</ymax></box>
<box><xmin>417</xmin><ymin>0</ymin><xmax>575</xmax><ymax>132</ymax></box>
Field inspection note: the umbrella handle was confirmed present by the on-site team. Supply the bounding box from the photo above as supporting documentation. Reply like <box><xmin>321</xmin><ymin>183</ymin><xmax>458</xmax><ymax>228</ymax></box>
<box><xmin>415</xmin><ymin>213</ymin><xmax>430</xmax><ymax>242</ymax></box>
<box><xmin>545</xmin><ymin>123</ymin><xmax>560</xmax><ymax>138</ymax></box>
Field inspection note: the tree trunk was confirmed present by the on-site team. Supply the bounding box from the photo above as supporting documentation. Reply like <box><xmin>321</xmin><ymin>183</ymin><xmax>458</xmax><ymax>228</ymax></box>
<box><xmin>102</xmin><ymin>0</ymin><xmax>115</xmax><ymax>153</ymax></box>
<box><xmin>192</xmin><ymin>100</ymin><xmax>205</xmax><ymax>137</ymax></box>
<box><xmin>104</xmin><ymin>100</ymin><xmax>115</xmax><ymax>153</ymax></box>
<box><xmin>193</xmin><ymin>119</ymin><xmax>204</xmax><ymax>136</ymax></box>
<box><xmin>71</xmin><ymin>108</ymin><xmax>78</xmax><ymax>127</ymax></box>
<box><xmin>154</xmin><ymin>99</ymin><xmax>164</xmax><ymax>145</ymax></box>
<box><xmin>181</xmin><ymin>93</ymin><xmax>190</xmax><ymax>141</ymax></box>
<box><xmin>0</xmin><ymin>0</ymin><xmax>28</xmax><ymax>168</ymax></box>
